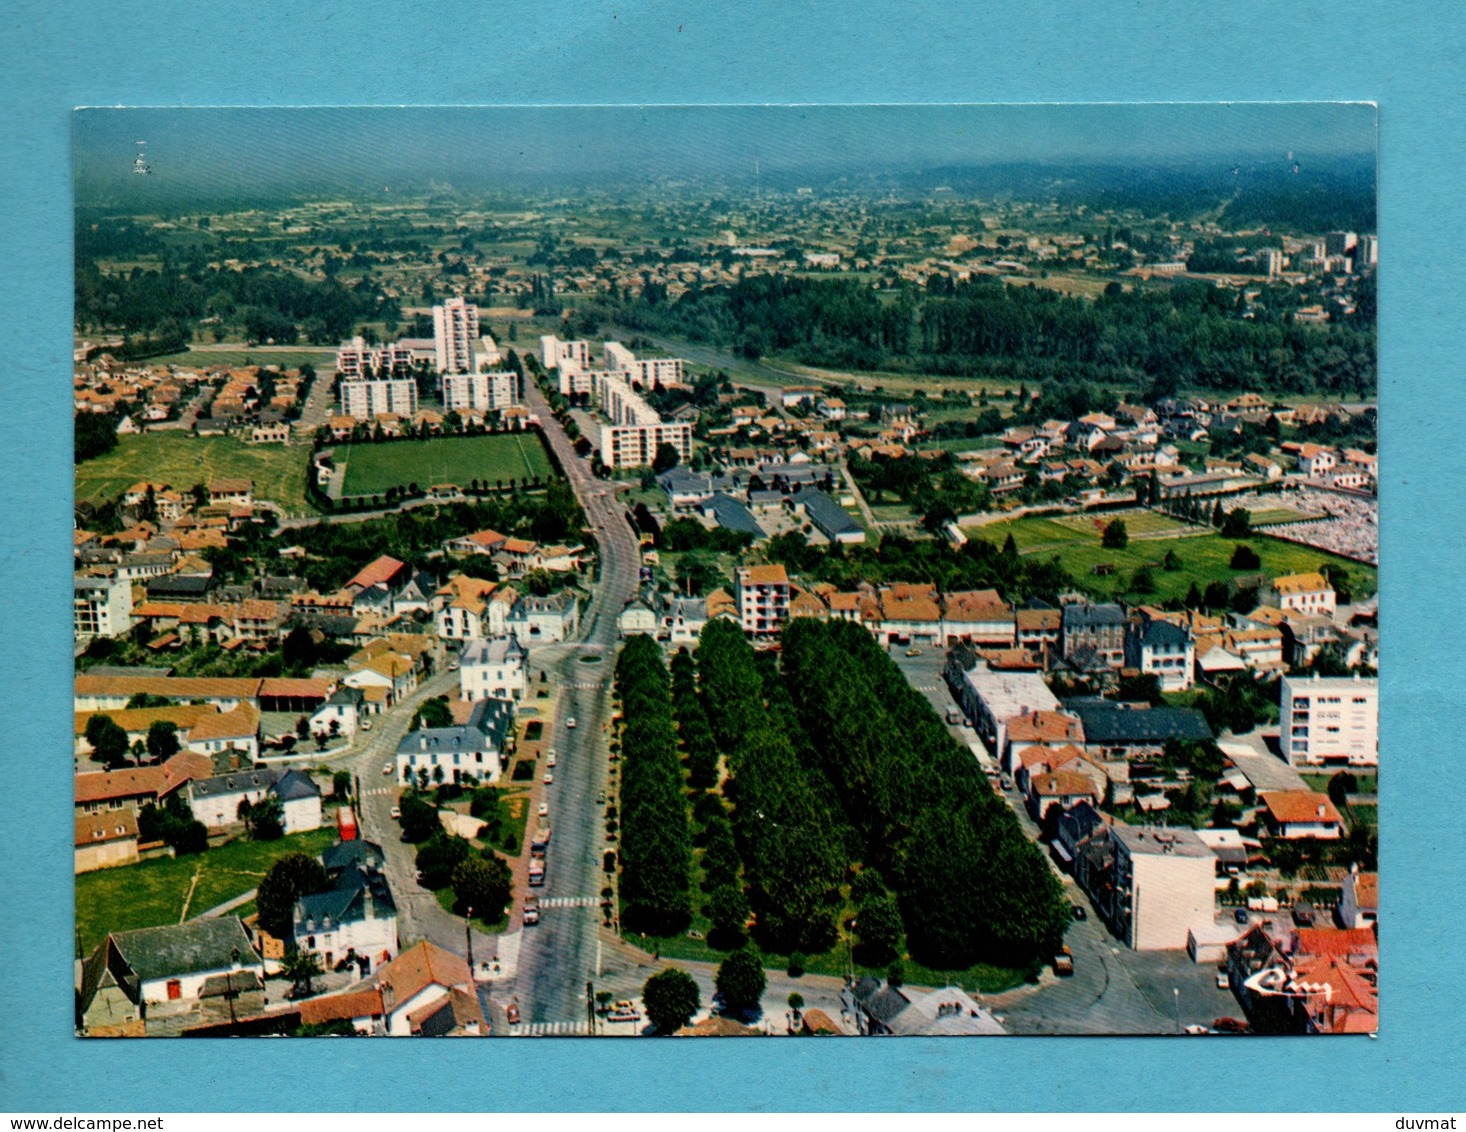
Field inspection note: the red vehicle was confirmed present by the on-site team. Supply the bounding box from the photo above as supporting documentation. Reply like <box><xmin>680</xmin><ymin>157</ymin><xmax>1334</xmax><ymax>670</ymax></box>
<box><xmin>1211</xmin><ymin>1017</ymin><xmax>1250</xmax><ymax>1034</ymax></box>
<box><xmin>505</xmin><ymin>1002</ymin><xmax>521</xmax><ymax>1026</ymax></box>
<box><xmin>336</xmin><ymin>806</ymin><xmax>358</xmax><ymax>842</ymax></box>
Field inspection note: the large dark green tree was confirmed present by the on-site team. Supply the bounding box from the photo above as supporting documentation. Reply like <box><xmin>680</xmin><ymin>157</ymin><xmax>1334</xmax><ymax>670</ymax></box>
<box><xmin>85</xmin><ymin>714</ymin><xmax>130</xmax><ymax>768</ymax></box>
<box><xmin>642</xmin><ymin>967</ymin><xmax>701</xmax><ymax>1034</ymax></box>
<box><xmin>715</xmin><ymin>947</ymin><xmax>767</xmax><ymax>1017</ymax></box>
<box><xmin>256</xmin><ymin>853</ymin><xmax>329</xmax><ymax>939</ymax></box>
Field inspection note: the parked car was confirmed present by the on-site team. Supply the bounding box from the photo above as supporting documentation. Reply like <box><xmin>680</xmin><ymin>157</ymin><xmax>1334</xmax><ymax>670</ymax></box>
<box><xmin>566</xmin><ymin>717</ymin><xmax>578</xmax><ymax>729</ymax></box>
<box><xmin>382</xmin><ymin>761</ymin><xmax>393</xmax><ymax>775</ymax></box>
<box><xmin>538</xmin><ymin>802</ymin><xmax>549</xmax><ymax>817</ymax></box>
<box><xmin>360</xmin><ymin>720</ymin><xmax>372</xmax><ymax>732</ymax></box>
<box><xmin>1184</xmin><ymin>1024</ymin><xmax>1210</xmax><ymax>1035</ymax></box>
<box><xmin>505</xmin><ymin>1002</ymin><xmax>521</xmax><ymax>1025</ymax></box>
<box><xmin>389</xmin><ymin>805</ymin><xmax>401</xmax><ymax>820</ymax></box>
<box><xmin>523</xmin><ymin>896</ymin><xmax>540</xmax><ymax>926</ymax></box>
<box><xmin>1216</xmin><ymin>971</ymin><xmax>1230</xmax><ymax>989</ymax></box>
<box><xmin>596</xmin><ymin>791</ymin><xmax>606</xmax><ymax>805</ymax></box>
<box><xmin>1234</xmin><ymin>908</ymin><xmax>1251</xmax><ymax>925</ymax></box>
<box><xmin>1053</xmin><ymin>946</ymin><xmax>1074</xmax><ymax>976</ymax></box>
<box><xmin>1211</xmin><ymin>1017</ymin><xmax>1250</xmax><ymax>1034</ymax></box>
<box><xmin>904</xmin><ymin>647</ymin><xmax>922</xmax><ymax>657</ymax></box>
<box><xmin>1071</xmin><ymin>904</ymin><xmax>1087</xmax><ymax>921</ymax></box>
<box><xmin>547</xmin><ymin>749</ymin><xmax>557</xmax><ymax>767</ymax></box>
<box><xmin>543</xmin><ymin>771</ymin><xmax>554</xmax><ymax>785</ymax></box>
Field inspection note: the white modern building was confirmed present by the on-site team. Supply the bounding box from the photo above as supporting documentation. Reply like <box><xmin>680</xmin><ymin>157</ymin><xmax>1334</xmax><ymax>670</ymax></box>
<box><xmin>433</xmin><ymin>297</ymin><xmax>480</xmax><ymax>375</ymax></box>
<box><xmin>602</xmin><ymin>340</ymin><xmax>683</xmax><ymax>388</ymax></box>
<box><xmin>596</xmin><ymin>371</ymin><xmax>692</xmax><ymax>468</ymax></box>
<box><xmin>540</xmin><ymin>334</ymin><xmax>591</xmax><ymax>374</ymax></box>
<box><xmin>1279</xmin><ymin>673</ymin><xmax>1378</xmax><ymax>767</ymax></box>
<box><xmin>459</xmin><ymin>636</ymin><xmax>529</xmax><ymax>703</ymax></box>
<box><xmin>339</xmin><ymin>377</ymin><xmax>418</xmax><ymax>421</ymax></box>
<box><xmin>74</xmin><ymin>573</ymin><xmax>134</xmax><ymax>640</ymax></box>
<box><xmin>336</xmin><ymin>337</ymin><xmax>413</xmax><ymax>380</ymax></box>
<box><xmin>734</xmin><ymin>564</ymin><xmax>790</xmax><ymax>638</ymax></box>
<box><xmin>1108</xmin><ymin>824</ymin><xmax>1217</xmax><ymax>951</ymax></box>
<box><xmin>441</xmin><ymin>370</ymin><xmax>521</xmax><ymax>413</ymax></box>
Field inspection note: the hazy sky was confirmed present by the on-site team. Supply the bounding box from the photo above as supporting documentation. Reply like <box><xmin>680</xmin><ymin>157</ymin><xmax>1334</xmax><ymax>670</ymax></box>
<box><xmin>74</xmin><ymin>103</ymin><xmax>1375</xmax><ymax>197</ymax></box>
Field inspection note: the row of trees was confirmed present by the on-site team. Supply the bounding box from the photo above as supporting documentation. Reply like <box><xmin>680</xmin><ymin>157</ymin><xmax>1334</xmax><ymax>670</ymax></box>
<box><xmin>615</xmin><ymin>636</ymin><xmax>694</xmax><ymax>934</ymax></box>
<box><xmin>695</xmin><ymin>621</ymin><xmax>846</xmax><ymax>954</ymax></box>
<box><xmin>779</xmin><ymin>619</ymin><xmax>1070</xmax><ymax>968</ymax></box>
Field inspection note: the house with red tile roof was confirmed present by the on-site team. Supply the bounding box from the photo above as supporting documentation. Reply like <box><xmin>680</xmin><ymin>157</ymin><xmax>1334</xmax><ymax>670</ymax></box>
<box><xmin>344</xmin><ymin>555</ymin><xmax>409</xmax><ymax>595</ymax></box>
<box><xmin>377</xmin><ymin>940</ymin><xmax>476</xmax><ymax>1037</ymax></box>
<box><xmin>1259</xmin><ymin>790</ymin><xmax>1345</xmax><ymax>840</ymax></box>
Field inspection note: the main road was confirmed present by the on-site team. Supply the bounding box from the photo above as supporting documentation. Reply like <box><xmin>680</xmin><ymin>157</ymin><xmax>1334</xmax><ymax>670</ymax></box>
<box><xmin>341</xmin><ymin>373</ymin><xmax>643</xmax><ymax>1031</ymax></box>
<box><xmin>500</xmin><ymin>374</ymin><xmax>644</xmax><ymax>1028</ymax></box>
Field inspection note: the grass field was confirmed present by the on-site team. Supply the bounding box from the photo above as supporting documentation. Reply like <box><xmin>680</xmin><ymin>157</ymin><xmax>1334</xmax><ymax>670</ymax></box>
<box><xmin>1250</xmin><ymin>506</ymin><xmax>1322</xmax><ymax>526</ymax></box>
<box><xmin>75</xmin><ymin>432</ymin><xmax>315</xmax><ymax>516</ymax></box>
<box><xmin>151</xmin><ymin>347</ymin><xmax>337</xmax><ymax>370</ymax></box>
<box><xmin>338</xmin><ymin>433</ymin><xmax>553</xmax><ymax>497</ymax></box>
<box><xmin>967</xmin><ymin>509</ymin><xmax>1377</xmax><ymax>602</ymax></box>
<box><xmin>75</xmin><ymin>827</ymin><xmax>337</xmax><ymax>954</ymax></box>
<box><xmin>1051</xmin><ymin>509</ymin><xmax>1199</xmax><ymax>539</ymax></box>
<box><xmin>923</xmin><ymin>435</ymin><xmax>1007</xmax><ymax>454</ymax></box>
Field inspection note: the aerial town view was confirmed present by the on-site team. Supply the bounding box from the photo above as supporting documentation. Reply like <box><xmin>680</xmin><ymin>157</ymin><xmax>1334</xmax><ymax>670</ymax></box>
<box><xmin>71</xmin><ymin>105</ymin><xmax>1378</xmax><ymax>1038</ymax></box>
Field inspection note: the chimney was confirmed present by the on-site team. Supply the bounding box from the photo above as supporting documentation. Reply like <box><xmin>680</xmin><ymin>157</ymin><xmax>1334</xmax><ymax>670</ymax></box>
<box><xmin>1317</xmin><ymin>804</ymin><xmax>1326</xmax><ymax>818</ymax></box>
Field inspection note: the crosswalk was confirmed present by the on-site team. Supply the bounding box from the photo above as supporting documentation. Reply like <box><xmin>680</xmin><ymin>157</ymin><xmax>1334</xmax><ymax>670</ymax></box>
<box><xmin>514</xmin><ymin>1019</ymin><xmax>592</xmax><ymax>1036</ymax></box>
<box><xmin>361</xmin><ymin>786</ymin><xmax>396</xmax><ymax>798</ymax></box>
<box><xmin>536</xmin><ymin>895</ymin><xmax>600</xmax><ymax>909</ymax></box>
<box><xmin>562</xmin><ymin>682</ymin><xmax>604</xmax><ymax>690</ymax></box>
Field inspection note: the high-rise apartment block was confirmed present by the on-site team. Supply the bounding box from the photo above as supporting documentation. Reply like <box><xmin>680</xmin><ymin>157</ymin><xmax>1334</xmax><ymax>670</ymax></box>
<box><xmin>434</xmin><ymin>297</ymin><xmax>480</xmax><ymax>375</ymax></box>
<box><xmin>1280</xmin><ymin>674</ymin><xmax>1378</xmax><ymax>767</ymax></box>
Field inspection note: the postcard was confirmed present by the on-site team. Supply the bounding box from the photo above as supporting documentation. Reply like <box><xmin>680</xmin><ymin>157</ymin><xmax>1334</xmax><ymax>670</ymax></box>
<box><xmin>71</xmin><ymin>104</ymin><xmax>1377</xmax><ymax>1039</ymax></box>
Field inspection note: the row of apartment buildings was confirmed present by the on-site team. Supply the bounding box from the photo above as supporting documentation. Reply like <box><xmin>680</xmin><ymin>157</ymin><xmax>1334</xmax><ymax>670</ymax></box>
<box><xmin>540</xmin><ymin>335</ymin><xmax>693</xmax><ymax>468</ymax></box>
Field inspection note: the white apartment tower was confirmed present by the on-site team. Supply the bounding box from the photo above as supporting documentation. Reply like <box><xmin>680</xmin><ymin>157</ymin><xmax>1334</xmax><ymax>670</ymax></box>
<box><xmin>1280</xmin><ymin>673</ymin><xmax>1379</xmax><ymax>767</ymax></box>
<box><xmin>441</xmin><ymin>370</ymin><xmax>521</xmax><ymax>413</ymax></box>
<box><xmin>339</xmin><ymin>378</ymin><xmax>418</xmax><ymax>421</ymax></box>
<box><xmin>540</xmin><ymin>335</ymin><xmax>590</xmax><ymax>374</ymax></box>
<box><xmin>434</xmin><ymin>298</ymin><xmax>480</xmax><ymax>375</ymax></box>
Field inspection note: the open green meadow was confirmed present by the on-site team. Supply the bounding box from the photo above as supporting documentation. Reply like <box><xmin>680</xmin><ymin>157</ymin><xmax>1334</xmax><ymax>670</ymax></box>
<box><xmin>338</xmin><ymin>432</ymin><xmax>553</xmax><ymax>497</ymax></box>
<box><xmin>150</xmin><ymin>346</ymin><xmax>337</xmax><ymax>371</ymax></box>
<box><xmin>75</xmin><ymin>432</ymin><xmax>315</xmax><ymax>516</ymax></box>
<box><xmin>968</xmin><ymin>509</ymin><xmax>1377</xmax><ymax>602</ymax></box>
<box><xmin>74</xmin><ymin>827</ymin><xmax>337</xmax><ymax>954</ymax></box>
<box><xmin>1250</xmin><ymin>506</ymin><xmax>1323</xmax><ymax>526</ymax></box>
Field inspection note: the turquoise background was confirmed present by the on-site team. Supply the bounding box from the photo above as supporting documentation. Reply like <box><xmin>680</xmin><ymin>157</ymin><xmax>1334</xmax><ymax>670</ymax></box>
<box><xmin>2</xmin><ymin>0</ymin><xmax>1461</xmax><ymax>1112</ymax></box>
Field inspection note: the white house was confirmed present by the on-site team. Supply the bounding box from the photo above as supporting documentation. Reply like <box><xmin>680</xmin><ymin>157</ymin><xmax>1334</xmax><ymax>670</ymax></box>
<box><xmin>293</xmin><ymin>842</ymin><xmax>398</xmax><ymax>975</ymax></box>
<box><xmin>78</xmin><ymin>917</ymin><xmax>263</xmax><ymax>1033</ymax></box>
<box><xmin>617</xmin><ymin>595</ymin><xmax>661</xmax><ymax>638</ymax></box>
<box><xmin>186</xmin><ymin>768</ymin><xmax>321</xmax><ymax>834</ymax></box>
<box><xmin>1268</xmin><ymin>572</ymin><xmax>1337</xmax><ymax>617</ymax></box>
<box><xmin>395</xmin><ymin>697</ymin><xmax>515</xmax><ymax>787</ymax></box>
<box><xmin>459</xmin><ymin>636</ymin><xmax>529</xmax><ymax>703</ymax></box>
<box><xmin>182</xmin><ymin>703</ymin><xmax>261</xmax><ymax>761</ymax></box>
<box><xmin>378</xmin><ymin>940</ymin><xmax>480</xmax><ymax>1037</ymax></box>
<box><xmin>665</xmin><ymin>596</ymin><xmax>709</xmax><ymax>644</ymax></box>
<box><xmin>507</xmin><ymin>592</ymin><xmax>580</xmax><ymax>645</ymax></box>
<box><xmin>310</xmin><ymin>686</ymin><xmax>364</xmax><ymax>739</ymax></box>
<box><xmin>1124</xmin><ymin>617</ymin><xmax>1195</xmax><ymax>692</ymax></box>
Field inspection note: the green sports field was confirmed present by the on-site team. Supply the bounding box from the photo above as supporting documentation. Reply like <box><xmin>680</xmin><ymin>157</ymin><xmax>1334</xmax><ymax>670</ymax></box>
<box><xmin>338</xmin><ymin>433</ymin><xmax>553</xmax><ymax>497</ymax></box>
<box><xmin>968</xmin><ymin>509</ymin><xmax>1377</xmax><ymax>602</ymax></box>
<box><xmin>75</xmin><ymin>433</ymin><xmax>314</xmax><ymax>516</ymax></box>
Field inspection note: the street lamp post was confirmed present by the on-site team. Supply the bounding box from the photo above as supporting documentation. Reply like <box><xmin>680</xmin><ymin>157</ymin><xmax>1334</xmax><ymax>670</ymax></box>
<box><xmin>465</xmin><ymin>908</ymin><xmax>474</xmax><ymax>971</ymax></box>
<box><xmin>1173</xmin><ymin>987</ymin><xmax>1181</xmax><ymax>1034</ymax></box>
